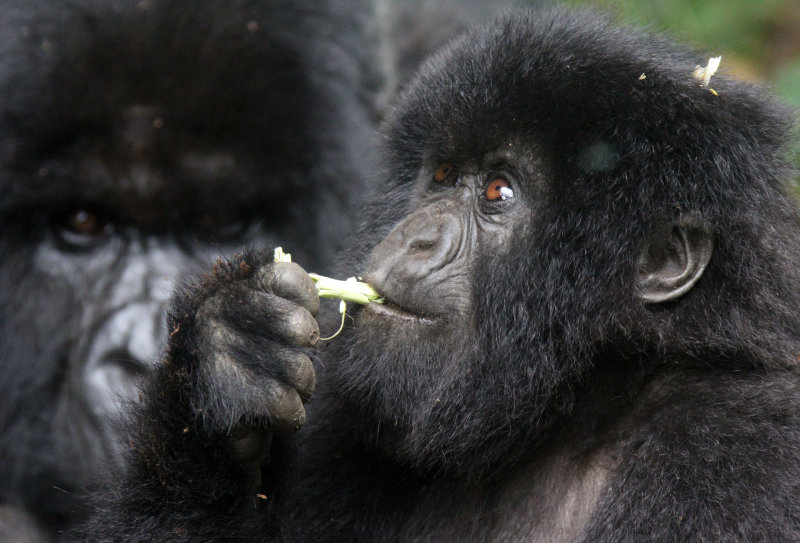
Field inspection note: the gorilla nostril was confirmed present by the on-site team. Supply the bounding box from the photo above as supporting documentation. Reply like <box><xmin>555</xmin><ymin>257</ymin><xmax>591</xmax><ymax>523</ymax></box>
<box><xmin>409</xmin><ymin>239</ymin><xmax>437</xmax><ymax>253</ymax></box>
<box><xmin>100</xmin><ymin>349</ymin><xmax>150</xmax><ymax>378</ymax></box>
<box><xmin>85</xmin><ymin>349</ymin><xmax>153</xmax><ymax>419</ymax></box>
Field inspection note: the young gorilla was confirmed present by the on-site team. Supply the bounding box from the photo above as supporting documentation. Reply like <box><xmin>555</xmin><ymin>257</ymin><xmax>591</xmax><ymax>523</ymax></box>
<box><xmin>83</xmin><ymin>8</ymin><xmax>800</xmax><ymax>542</ymax></box>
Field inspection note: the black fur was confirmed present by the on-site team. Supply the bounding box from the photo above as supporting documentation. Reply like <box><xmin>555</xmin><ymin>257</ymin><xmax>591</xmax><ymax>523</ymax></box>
<box><xmin>0</xmin><ymin>0</ymin><xmax>381</xmax><ymax>540</ymax></box>
<box><xmin>81</xmin><ymin>8</ymin><xmax>800</xmax><ymax>542</ymax></box>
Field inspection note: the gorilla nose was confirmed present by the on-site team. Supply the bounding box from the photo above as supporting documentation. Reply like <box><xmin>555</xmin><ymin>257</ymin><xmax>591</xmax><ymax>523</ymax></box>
<box><xmin>88</xmin><ymin>347</ymin><xmax>149</xmax><ymax>406</ymax></box>
<box><xmin>83</xmin><ymin>301</ymin><xmax>168</xmax><ymax>419</ymax></box>
<box><xmin>368</xmin><ymin>202</ymin><xmax>462</xmax><ymax>285</ymax></box>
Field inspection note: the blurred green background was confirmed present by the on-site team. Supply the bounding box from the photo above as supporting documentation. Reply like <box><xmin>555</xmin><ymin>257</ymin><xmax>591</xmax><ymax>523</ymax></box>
<box><xmin>561</xmin><ymin>0</ymin><xmax>800</xmax><ymax>192</ymax></box>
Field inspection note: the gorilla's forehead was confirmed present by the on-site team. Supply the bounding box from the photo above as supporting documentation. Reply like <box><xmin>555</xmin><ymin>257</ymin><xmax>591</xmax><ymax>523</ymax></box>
<box><xmin>0</xmin><ymin>1</ymin><xmax>338</xmax><ymax>164</ymax></box>
<box><xmin>0</xmin><ymin>0</ymin><xmax>353</xmax><ymax>220</ymax></box>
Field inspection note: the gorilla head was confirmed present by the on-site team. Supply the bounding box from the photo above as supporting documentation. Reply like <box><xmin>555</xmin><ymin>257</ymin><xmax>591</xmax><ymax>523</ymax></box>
<box><xmin>326</xmin><ymin>8</ymin><xmax>800</xmax><ymax>482</ymax></box>
<box><xmin>0</xmin><ymin>0</ymin><xmax>380</xmax><ymax>535</ymax></box>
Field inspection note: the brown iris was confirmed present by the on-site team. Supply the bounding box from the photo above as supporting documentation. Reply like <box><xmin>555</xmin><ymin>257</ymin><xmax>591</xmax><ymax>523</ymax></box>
<box><xmin>433</xmin><ymin>163</ymin><xmax>458</xmax><ymax>186</ymax></box>
<box><xmin>66</xmin><ymin>210</ymin><xmax>106</xmax><ymax>236</ymax></box>
<box><xmin>485</xmin><ymin>178</ymin><xmax>514</xmax><ymax>201</ymax></box>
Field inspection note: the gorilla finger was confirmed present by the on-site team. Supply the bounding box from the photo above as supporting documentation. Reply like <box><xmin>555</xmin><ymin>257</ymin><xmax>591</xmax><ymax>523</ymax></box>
<box><xmin>255</xmin><ymin>262</ymin><xmax>320</xmax><ymax>316</ymax></box>
<box><xmin>256</xmin><ymin>293</ymin><xmax>320</xmax><ymax>347</ymax></box>
<box><xmin>264</xmin><ymin>384</ymin><xmax>306</xmax><ymax>434</ymax></box>
<box><xmin>276</xmin><ymin>349</ymin><xmax>316</xmax><ymax>400</ymax></box>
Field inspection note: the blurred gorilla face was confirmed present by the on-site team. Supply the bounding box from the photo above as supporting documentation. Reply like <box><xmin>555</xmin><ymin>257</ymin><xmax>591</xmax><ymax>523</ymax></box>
<box><xmin>0</xmin><ymin>0</ymin><xmax>379</xmax><ymax>533</ymax></box>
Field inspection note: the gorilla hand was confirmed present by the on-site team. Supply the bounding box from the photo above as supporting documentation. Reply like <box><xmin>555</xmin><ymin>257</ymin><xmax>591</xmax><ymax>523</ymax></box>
<box><xmin>167</xmin><ymin>254</ymin><xmax>320</xmax><ymax>465</ymax></box>
<box><xmin>73</xmin><ymin>255</ymin><xmax>323</xmax><ymax>538</ymax></box>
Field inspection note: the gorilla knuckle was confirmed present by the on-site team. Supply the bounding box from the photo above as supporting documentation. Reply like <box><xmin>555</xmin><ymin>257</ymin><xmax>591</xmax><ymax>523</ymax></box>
<box><xmin>257</xmin><ymin>263</ymin><xmax>319</xmax><ymax>315</ymax></box>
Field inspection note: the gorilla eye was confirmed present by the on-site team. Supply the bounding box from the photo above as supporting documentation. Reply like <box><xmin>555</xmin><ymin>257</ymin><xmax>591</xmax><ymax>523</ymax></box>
<box><xmin>68</xmin><ymin>210</ymin><xmax>102</xmax><ymax>234</ymax></box>
<box><xmin>194</xmin><ymin>212</ymin><xmax>249</xmax><ymax>242</ymax></box>
<box><xmin>485</xmin><ymin>178</ymin><xmax>514</xmax><ymax>201</ymax></box>
<box><xmin>433</xmin><ymin>163</ymin><xmax>458</xmax><ymax>186</ymax></box>
<box><xmin>56</xmin><ymin>208</ymin><xmax>113</xmax><ymax>248</ymax></box>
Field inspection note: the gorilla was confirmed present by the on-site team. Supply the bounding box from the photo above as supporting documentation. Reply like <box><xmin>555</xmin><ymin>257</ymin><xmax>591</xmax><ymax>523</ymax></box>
<box><xmin>0</xmin><ymin>0</ymin><xmax>384</xmax><ymax>539</ymax></box>
<box><xmin>82</xmin><ymin>7</ymin><xmax>800</xmax><ymax>542</ymax></box>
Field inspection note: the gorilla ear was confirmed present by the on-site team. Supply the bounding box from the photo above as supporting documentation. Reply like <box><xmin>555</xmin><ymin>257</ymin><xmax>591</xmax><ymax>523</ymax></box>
<box><xmin>637</xmin><ymin>216</ymin><xmax>714</xmax><ymax>304</ymax></box>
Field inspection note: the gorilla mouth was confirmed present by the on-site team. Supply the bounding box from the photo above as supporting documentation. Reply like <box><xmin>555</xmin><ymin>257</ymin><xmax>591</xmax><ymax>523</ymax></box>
<box><xmin>365</xmin><ymin>297</ymin><xmax>436</xmax><ymax>323</ymax></box>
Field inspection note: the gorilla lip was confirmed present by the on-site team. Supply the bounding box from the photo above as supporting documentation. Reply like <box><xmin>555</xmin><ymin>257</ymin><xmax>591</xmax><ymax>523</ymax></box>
<box><xmin>359</xmin><ymin>272</ymin><xmax>437</xmax><ymax>323</ymax></box>
<box><xmin>364</xmin><ymin>296</ymin><xmax>435</xmax><ymax>324</ymax></box>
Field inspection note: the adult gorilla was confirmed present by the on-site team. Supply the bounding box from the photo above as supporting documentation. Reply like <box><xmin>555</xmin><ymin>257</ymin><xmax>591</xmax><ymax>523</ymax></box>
<box><xmin>0</xmin><ymin>0</ymin><xmax>383</xmax><ymax>540</ymax></box>
<box><xmin>83</xmin><ymin>7</ymin><xmax>800</xmax><ymax>542</ymax></box>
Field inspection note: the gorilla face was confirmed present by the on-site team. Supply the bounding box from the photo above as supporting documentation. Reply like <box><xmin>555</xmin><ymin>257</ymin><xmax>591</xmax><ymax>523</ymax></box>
<box><xmin>335</xmin><ymin>143</ymin><xmax>556</xmax><ymax>476</ymax></box>
<box><xmin>356</xmin><ymin>147</ymin><xmax>544</xmax><ymax>386</ymax></box>
<box><xmin>0</xmin><ymin>109</ymin><xmax>275</xmax><ymax>532</ymax></box>
<box><xmin>365</xmin><ymin>148</ymin><xmax>542</xmax><ymax>325</ymax></box>
<box><xmin>18</xmin><ymin>156</ymin><xmax>272</xmax><ymax>440</ymax></box>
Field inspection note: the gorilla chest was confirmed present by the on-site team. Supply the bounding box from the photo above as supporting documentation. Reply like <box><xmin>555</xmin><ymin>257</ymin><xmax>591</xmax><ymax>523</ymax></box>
<box><xmin>382</xmin><ymin>453</ymin><xmax>612</xmax><ymax>542</ymax></box>
<box><xmin>484</xmin><ymin>456</ymin><xmax>612</xmax><ymax>542</ymax></box>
